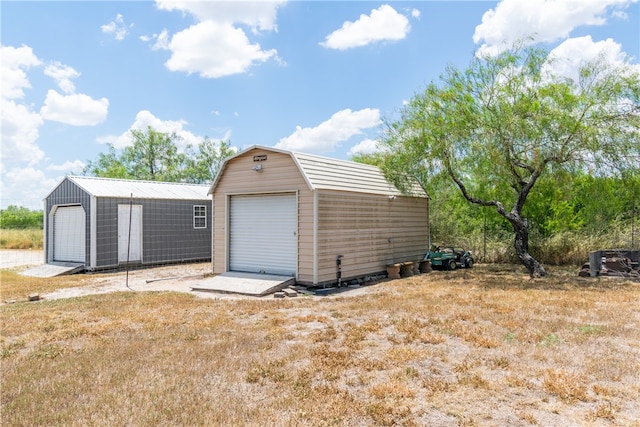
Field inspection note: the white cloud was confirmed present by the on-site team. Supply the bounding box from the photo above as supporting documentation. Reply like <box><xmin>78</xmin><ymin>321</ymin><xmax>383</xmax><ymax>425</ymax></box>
<box><xmin>98</xmin><ymin>110</ymin><xmax>201</xmax><ymax>151</ymax></box>
<box><xmin>44</xmin><ymin>62</ymin><xmax>80</xmax><ymax>94</ymax></box>
<box><xmin>0</xmin><ymin>44</ymin><xmax>41</xmax><ymax>100</ymax></box>
<box><xmin>0</xmin><ymin>45</ymin><xmax>45</xmax><ymax>168</ymax></box>
<box><xmin>320</xmin><ymin>4</ymin><xmax>411</xmax><ymax>50</ymax></box>
<box><xmin>155</xmin><ymin>0</ymin><xmax>285</xmax><ymax>33</ymax></box>
<box><xmin>152</xmin><ymin>1</ymin><xmax>282</xmax><ymax>78</ymax></box>
<box><xmin>165</xmin><ymin>21</ymin><xmax>277</xmax><ymax>78</ymax></box>
<box><xmin>47</xmin><ymin>160</ymin><xmax>86</xmax><ymax>173</ymax></box>
<box><xmin>101</xmin><ymin>14</ymin><xmax>132</xmax><ymax>41</ymax></box>
<box><xmin>40</xmin><ymin>90</ymin><xmax>109</xmax><ymax>126</ymax></box>
<box><xmin>473</xmin><ymin>0</ymin><xmax>636</xmax><ymax>56</ymax></box>
<box><xmin>148</xmin><ymin>29</ymin><xmax>170</xmax><ymax>51</ymax></box>
<box><xmin>0</xmin><ymin>167</ymin><xmax>57</xmax><ymax>206</ymax></box>
<box><xmin>275</xmin><ymin>108</ymin><xmax>381</xmax><ymax>153</ymax></box>
<box><xmin>1</xmin><ymin>99</ymin><xmax>45</xmax><ymax>165</ymax></box>
<box><xmin>347</xmin><ymin>138</ymin><xmax>380</xmax><ymax>157</ymax></box>
<box><xmin>545</xmin><ymin>36</ymin><xmax>640</xmax><ymax>82</ymax></box>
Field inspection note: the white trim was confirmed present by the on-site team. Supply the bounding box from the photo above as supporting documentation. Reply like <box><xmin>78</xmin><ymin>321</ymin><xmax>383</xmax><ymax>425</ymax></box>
<box><xmin>313</xmin><ymin>189</ymin><xmax>318</xmax><ymax>285</ymax></box>
<box><xmin>52</xmin><ymin>204</ymin><xmax>86</xmax><ymax>263</ymax></box>
<box><xmin>193</xmin><ymin>205</ymin><xmax>207</xmax><ymax>229</ymax></box>
<box><xmin>90</xmin><ymin>196</ymin><xmax>97</xmax><ymax>268</ymax></box>
<box><xmin>228</xmin><ymin>192</ymin><xmax>297</xmax><ymax>276</ymax></box>
<box><xmin>118</xmin><ymin>204</ymin><xmax>143</xmax><ymax>263</ymax></box>
<box><xmin>47</xmin><ymin>206</ymin><xmax>55</xmax><ymax>264</ymax></box>
<box><xmin>42</xmin><ymin>200</ymin><xmax>48</xmax><ymax>264</ymax></box>
<box><xmin>224</xmin><ymin>194</ymin><xmax>230</xmax><ymax>273</ymax></box>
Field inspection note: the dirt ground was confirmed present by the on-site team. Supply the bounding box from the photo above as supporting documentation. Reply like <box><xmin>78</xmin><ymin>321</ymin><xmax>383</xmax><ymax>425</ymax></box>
<box><xmin>2</xmin><ymin>250</ymin><xmax>370</xmax><ymax>301</ymax></box>
<box><xmin>1</xmin><ymin>249</ymin><xmax>44</xmax><ymax>269</ymax></box>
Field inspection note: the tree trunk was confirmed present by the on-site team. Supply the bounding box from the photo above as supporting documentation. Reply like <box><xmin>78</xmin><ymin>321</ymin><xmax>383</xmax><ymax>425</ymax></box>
<box><xmin>510</xmin><ymin>214</ymin><xmax>547</xmax><ymax>277</ymax></box>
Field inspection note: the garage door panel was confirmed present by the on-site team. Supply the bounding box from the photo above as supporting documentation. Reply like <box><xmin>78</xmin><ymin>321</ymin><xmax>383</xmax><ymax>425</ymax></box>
<box><xmin>53</xmin><ymin>205</ymin><xmax>86</xmax><ymax>263</ymax></box>
<box><xmin>229</xmin><ymin>194</ymin><xmax>297</xmax><ymax>276</ymax></box>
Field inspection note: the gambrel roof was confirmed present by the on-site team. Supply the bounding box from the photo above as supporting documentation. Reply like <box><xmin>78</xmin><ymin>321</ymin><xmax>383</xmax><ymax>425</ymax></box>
<box><xmin>208</xmin><ymin>145</ymin><xmax>427</xmax><ymax>198</ymax></box>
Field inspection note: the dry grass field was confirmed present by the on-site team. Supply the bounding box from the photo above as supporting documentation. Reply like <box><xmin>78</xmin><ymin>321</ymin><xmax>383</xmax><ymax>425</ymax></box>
<box><xmin>0</xmin><ymin>229</ymin><xmax>43</xmax><ymax>250</ymax></box>
<box><xmin>1</xmin><ymin>264</ymin><xmax>639</xmax><ymax>426</ymax></box>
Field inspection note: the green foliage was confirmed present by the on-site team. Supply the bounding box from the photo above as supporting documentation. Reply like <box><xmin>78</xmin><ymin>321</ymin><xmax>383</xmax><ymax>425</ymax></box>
<box><xmin>375</xmin><ymin>42</ymin><xmax>640</xmax><ymax>275</ymax></box>
<box><xmin>84</xmin><ymin>127</ymin><xmax>235</xmax><ymax>183</ymax></box>
<box><xmin>0</xmin><ymin>206</ymin><xmax>43</xmax><ymax>229</ymax></box>
<box><xmin>122</xmin><ymin>128</ymin><xmax>186</xmax><ymax>181</ymax></box>
<box><xmin>183</xmin><ymin>139</ymin><xmax>235</xmax><ymax>183</ymax></box>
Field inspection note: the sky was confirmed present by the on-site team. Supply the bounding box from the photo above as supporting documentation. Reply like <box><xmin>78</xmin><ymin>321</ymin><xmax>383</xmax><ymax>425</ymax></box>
<box><xmin>1</xmin><ymin>0</ymin><xmax>639</xmax><ymax>208</ymax></box>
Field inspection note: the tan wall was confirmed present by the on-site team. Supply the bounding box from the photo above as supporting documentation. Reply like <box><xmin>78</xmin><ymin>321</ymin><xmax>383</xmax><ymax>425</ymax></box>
<box><xmin>211</xmin><ymin>149</ymin><xmax>314</xmax><ymax>281</ymax></box>
<box><xmin>212</xmin><ymin>148</ymin><xmax>429</xmax><ymax>286</ymax></box>
<box><xmin>315</xmin><ymin>190</ymin><xmax>429</xmax><ymax>285</ymax></box>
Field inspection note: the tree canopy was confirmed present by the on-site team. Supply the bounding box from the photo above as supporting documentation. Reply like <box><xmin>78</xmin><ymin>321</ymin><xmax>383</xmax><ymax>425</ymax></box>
<box><xmin>84</xmin><ymin>126</ymin><xmax>235</xmax><ymax>184</ymax></box>
<box><xmin>377</xmin><ymin>44</ymin><xmax>640</xmax><ymax>276</ymax></box>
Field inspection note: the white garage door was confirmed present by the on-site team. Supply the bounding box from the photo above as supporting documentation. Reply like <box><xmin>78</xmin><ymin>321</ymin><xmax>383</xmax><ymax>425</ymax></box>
<box><xmin>229</xmin><ymin>194</ymin><xmax>297</xmax><ymax>276</ymax></box>
<box><xmin>53</xmin><ymin>205</ymin><xmax>86</xmax><ymax>263</ymax></box>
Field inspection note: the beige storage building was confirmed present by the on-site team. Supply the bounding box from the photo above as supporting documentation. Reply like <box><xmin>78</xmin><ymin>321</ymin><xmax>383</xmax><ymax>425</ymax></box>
<box><xmin>208</xmin><ymin>145</ymin><xmax>429</xmax><ymax>286</ymax></box>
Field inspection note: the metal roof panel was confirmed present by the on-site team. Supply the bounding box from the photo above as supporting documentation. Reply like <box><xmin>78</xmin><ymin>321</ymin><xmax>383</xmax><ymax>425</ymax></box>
<box><xmin>67</xmin><ymin>176</ymin><xmax>210</xmax><ymax>200</ymax></box>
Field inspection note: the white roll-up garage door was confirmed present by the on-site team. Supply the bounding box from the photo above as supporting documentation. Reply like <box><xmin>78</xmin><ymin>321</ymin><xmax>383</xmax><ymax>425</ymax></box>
<box><xmin>229</xmin><ymin>193</ymin><xmax>297</xmax><ymax>276</ymax></box>
<box><xmin>53</xmin><ymin>205</ymin><xmax>86</xmax><ymax>263</ymax></box>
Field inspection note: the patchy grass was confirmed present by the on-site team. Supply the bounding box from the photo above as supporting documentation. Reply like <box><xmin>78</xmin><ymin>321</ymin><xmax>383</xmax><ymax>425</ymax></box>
<box><xmin>0</xmin><ymin>269</ymin><xmax>102</xmax><ymax>301</ymax></box>
<box><xmin>0</xmin><ymin>228</ymin><xmax>43</xmax><ymax>249</ymax></box>
<box><xmin>0</xmin><ymin>270</ymin><xmax>91</xmax><ymax>301</ymax></box>
<box><xmin>1</xmin><ymin>264</ymin><xmax>639</xmax><ymax>425</ymax></box>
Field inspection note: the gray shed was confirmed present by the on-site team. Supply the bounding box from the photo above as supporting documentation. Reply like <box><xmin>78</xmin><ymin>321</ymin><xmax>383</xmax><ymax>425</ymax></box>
<box><xmin>44</xmin><ymin>176</ymin><xmax>212</xmax><ymax>271</ymax></box>
<box><xmin>208</xmin><ymin>146</ymin><xmax>429</xmax><ymax>286</ymax></box>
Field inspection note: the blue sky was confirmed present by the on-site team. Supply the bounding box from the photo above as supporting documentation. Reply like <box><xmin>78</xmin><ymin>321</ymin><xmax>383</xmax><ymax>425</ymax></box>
<box><xmin>2</xmin><ymin>0</ymin><xmax>639</xmax><ymax>208</ymax></box>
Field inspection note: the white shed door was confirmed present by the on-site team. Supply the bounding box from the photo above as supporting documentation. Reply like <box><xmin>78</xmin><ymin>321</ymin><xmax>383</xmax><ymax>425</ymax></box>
<box><xmin>118</xmin><ymin>205</ymin><xmax>142</xmax><ymax>262</ymax></box>
<box><xmin>229</xmin><ymin>194</ymin><xmax>297</xmax><ymax>276</ymax></box>
<box><xmin>53</xmin><ymin>205</ymin><xmax>86</xmax><ymax>263</ymax></box>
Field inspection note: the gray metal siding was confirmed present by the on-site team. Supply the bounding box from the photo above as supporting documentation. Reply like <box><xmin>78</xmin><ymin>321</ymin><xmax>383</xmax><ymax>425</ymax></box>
<box><xmin>142</xmin><ymin>198</ymin><xmax>212</xmax><ymax>264</ymax></box>
<box><xmin>95</xmin><ymin>197</ymin><xmax>212</xmax><ymax>267</ymax></box>
<box><xmin>94</xmin><ymin>198</ymin><xmax>119</xmax><ymax>267</ymax></box>
<box><xmin>44</xmin><ymin>178</ymin><xmax>91</xmax><ymax>265</ymax></box>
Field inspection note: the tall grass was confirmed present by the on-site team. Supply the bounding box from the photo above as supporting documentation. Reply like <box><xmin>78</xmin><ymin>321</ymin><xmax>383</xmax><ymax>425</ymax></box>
<box><xmin>442</xmin><ymin>222</ymin><xmax>638</xmax><ymax>266</ymax></box>
<box><xmin>0</xmin><ymin>228</ymin><xmax>43</xmax><ymax>249</ymax></box>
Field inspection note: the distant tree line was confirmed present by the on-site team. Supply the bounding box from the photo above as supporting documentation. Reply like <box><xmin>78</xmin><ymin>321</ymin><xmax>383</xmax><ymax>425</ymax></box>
<box><xmin>0</xmin><ymin>206</ymin><xmax>43</xmax><ymax>229</ymax></box>
<box><xmin>83</xmin><ymin>126</ymin><xmax>235</xmax><ymax>184</ymax></box>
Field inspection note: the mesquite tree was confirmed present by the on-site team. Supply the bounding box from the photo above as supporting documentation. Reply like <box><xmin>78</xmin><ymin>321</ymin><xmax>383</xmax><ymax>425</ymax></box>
<box><xmin>84</xmin><ymin>127</ymin><xmax>234</xmax><ymax>184</ymax></box>
<box><xmin>379</xmin><ymin>45</ymin><xmax>639</xmax><ymax>277</ymax></box>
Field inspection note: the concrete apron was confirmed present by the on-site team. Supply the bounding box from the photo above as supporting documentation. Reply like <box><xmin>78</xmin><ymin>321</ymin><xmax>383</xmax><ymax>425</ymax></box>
<box><xmin>191</xmin><ymin>271</ymin><xmax>295</xmax><ymax>296</ymax></box>
<box><xmin>21</xmin><ymin>262</ymin><xmax>84</xmax><ymax>278</ymax></box>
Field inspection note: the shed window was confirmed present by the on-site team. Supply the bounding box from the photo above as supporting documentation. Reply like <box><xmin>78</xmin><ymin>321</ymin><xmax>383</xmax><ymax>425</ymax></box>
<box><xmin>194</xmin><ymin>205</ymin><xmax>207</xmax><ymax>229</ymax></box>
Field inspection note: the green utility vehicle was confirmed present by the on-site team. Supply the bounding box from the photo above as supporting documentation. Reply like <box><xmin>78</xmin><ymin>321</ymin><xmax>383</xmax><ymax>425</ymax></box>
<box><xmin>424</xmin><ymin>245</ymin><xmax>474</xmax><ymax>270</ymax></box>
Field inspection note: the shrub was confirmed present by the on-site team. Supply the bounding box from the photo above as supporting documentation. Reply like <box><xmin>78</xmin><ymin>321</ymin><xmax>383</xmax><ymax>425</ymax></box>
<box><xmin>0</xmin><ymin>206</ymin><xmax>43</xmax><ymax>229</ymax></box>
